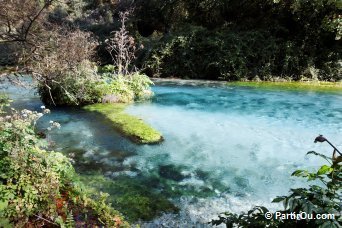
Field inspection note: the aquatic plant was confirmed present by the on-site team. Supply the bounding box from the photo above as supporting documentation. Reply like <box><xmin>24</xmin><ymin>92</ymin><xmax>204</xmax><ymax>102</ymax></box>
<box><xmin>227</xmin><ymin>81</ymin><xmax>342</xmax><ymax>93</ymax></box>
<box><xmin>81</xmin><ymin>174</ymin><xmax>179</xmax><ymax>221</ymax></box>
<box><xmin>84</xmin><ymin>103</ymin><xmax>163</xmax><ymax>144</ymax></box>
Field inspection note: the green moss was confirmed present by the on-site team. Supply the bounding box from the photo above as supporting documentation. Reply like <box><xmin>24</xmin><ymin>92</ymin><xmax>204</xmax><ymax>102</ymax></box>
<box><xmin>80</xmin><ymin>174</ymin><xmax>179</xmax><ymax>221</ymax></box>
<box><xmin>83</xmin><ymin>103</ymin><xmax>163</xmax><ymax>144</ymax></box>
<box><xmin>228</xmin><ymin>81</ymin><xmax>342</xmax><ymax>93</ymax></box>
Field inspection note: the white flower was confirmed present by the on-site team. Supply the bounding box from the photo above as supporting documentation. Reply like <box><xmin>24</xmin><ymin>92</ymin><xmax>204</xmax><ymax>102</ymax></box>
<box><xmin>43</xmin><ymin>109</ymin><xmax>50</xmax><ymax>114</ymax></box>
<box><xmin>49</xmin><ymin>120</ymin><xmax>54</xmax><ymax>124</ymax></box>
<box><xmin>40</xmin><ymin>105</ymin><xmax>45</xmax><ymax>109</ymax></box>
<box><xmin>53</xmin><ymin>122</ymin><xmax>61</xmax><ymax>129</ymax></box>
<box><xmin>37</xmin><ymin>113</ymin><xmax>43</xmax><ymax>118</ymax></box>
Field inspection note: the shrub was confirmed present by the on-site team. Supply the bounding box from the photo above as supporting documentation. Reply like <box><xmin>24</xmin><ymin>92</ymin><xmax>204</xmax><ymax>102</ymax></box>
<box><xmin>27</xmin><ymin>25</ymin><xmax>103</xmax><ymax>106</ymax></box>
<box><xmin>37</xmin><ymin>60</ymin><xmax>105</xmax><ymax>106</ymax></box>
<box><xmin>101</xmin><ymin>10</ymin><xmax>154</xmax><ymax>104</ymax></box>
<box><xmin>127</xmin><ymin>72</ymin><xmax>154</xmax><ymax>100</ymax></box>
<box><xmin>97</xmin><ymin>73</ymin><xmax>154</xmax><ymax>103</ymax></box>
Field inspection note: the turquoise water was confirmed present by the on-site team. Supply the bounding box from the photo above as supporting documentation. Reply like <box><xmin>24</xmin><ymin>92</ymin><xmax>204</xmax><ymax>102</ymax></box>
<box><xmin>3</xmin><ymin>79</ymin><xmax>342</xmax><ymax>226</ymax></box>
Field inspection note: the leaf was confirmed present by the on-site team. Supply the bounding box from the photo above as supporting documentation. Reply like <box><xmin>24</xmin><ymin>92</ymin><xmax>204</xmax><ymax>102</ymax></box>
<box><xmin>302</xmin><ymin>201</ymin><xmax>315</xmax><ymax>214</ymax></box>
<box><xmin>292</xmin><ymin>170</ymin><xmax>305</xmax><ymax>176</ymax></box>
<box><xmin>317</xmin><ymin>165</ymin><xmax>333</xmax><ymax>175</ymax></box>
<box><xmin>272</xmin><ymin>196</ymin><xmax>286</xmax><ymax>203</ymax></box>
<box><xmin>0</xmin><ymin>218</ymin><xmax>12</xmax><ymax>228</ymax></box>
<box><xmin>0</xmin><ymin>200</ymin><xmax>8</xmax><ymax>210</ymax></box>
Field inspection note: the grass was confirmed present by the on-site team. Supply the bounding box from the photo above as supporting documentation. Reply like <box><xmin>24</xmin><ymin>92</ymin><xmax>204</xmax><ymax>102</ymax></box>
<box><xmin>83</xmin><ymin>103</ymin><xmax>163</xmax><ymax>144</ymax></box>
<box><xmin>227</xmin><ymin>81</ymin><xmax>342</xmax><ymax>93</ymax></box>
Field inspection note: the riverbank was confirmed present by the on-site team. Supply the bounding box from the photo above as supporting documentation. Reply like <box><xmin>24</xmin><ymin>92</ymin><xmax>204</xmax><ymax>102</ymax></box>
<box><xmin>151</xmin><ymin>78</ymin><xmax>342</xmax><ymax>92</ymax></box>
<box><xmin>228</xmin><ymin>81</ymin><xmax>342</xmax><ymax>93</ymax></box>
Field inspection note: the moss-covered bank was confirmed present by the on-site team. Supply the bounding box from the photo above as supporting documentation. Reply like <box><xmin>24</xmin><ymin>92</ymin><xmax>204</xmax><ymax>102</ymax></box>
<box><xmin>228</xmin><ymin>81</ymin><xmax>342</xmax><ymax>93</ymax></box>
<box><xmin>83</xmin><ymin>103</ymin><xmax>163</xmax><ymax>144</ymax></box>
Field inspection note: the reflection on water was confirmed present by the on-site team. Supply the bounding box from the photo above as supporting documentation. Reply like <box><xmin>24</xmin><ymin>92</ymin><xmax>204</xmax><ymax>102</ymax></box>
<box><xmin>3</xmin><ymin>79</ymin><xmax>342</xmax><ymax>226</ymax></box>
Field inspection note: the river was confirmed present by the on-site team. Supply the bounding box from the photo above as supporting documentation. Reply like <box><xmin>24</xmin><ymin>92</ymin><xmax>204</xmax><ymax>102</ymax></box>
<box><xmin>3</xmin><ymin>79</ymin><xmax>342</xmax><ymax>226</ymax></box>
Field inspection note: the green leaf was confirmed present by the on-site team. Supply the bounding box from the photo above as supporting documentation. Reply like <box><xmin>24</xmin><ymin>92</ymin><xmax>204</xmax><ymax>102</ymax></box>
<box><xmin>0</xmin><ymin>200</ymin><xmax>8</xmax><ymax>210</ymax></box>
<box><xmin>292</xmin><ymin>170</ymin><xmax>305</xmax><ymax>176</ymax></box>
<box><xmin>0</xmin><ymin>218</ymin><xmax>12</xmax><ymax>228</ymax></box>
<box><xmin>272</xmin><ymin>196</ymin><xmax>285</xmax><ymax>203</ymax></box>
<box><xmin>302</xmin><ymin>201</ymin><xmax>315</xmax><ymax>214</ymax></box>
<box><xmin>317</xmin><ymin>165</ymin><xmax>333</xmax><ymax>175</ymax></box>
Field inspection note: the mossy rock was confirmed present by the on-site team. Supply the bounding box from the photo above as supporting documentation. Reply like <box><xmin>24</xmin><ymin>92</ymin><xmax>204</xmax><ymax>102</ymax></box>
<box><xmin>83</xmin><ymin>103</ymin><xmax>163</xmax><ymax>144</ymax></box>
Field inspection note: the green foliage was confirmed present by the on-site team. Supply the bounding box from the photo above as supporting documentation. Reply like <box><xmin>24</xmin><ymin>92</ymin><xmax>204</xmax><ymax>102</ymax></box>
<box><xmin>2</xmin><ymin>0</ymin><xmax>341</xmax><ymax>82</ymax></box>
<box><xmin>84</xmin><ymin>103</ymin><xmax>163</xmax><ymax>144</ymax></box>
<box><xmin>141</xmin><ymin>25</ymin><xmax>341</xmax><ymax>81</ymax></box>
<box><xmin>0</xmin><ymin>105</ymin><xmax>128</xmax><ymax>227</ymax></box>
<box><xmin>0</xmin><ymin>94</ymin><xmax>11</xmax><ymax>113</ymax></box>
<box><xmin>134</xmin><ymin>0</ymin><xmax>341</xmax><ymax>81</ymax></box>
<box><xmin>211</xmin><ymin>151</ymin><xmax>342</xmax><ymax>228</ymax></box>
<box><xmin>128</xmin><ymin>72</ymin><xmax>155</xmax><ymax>100</ymax></box>
<box><xmin>97</xmin><ymin>73</ymin><xmax>154</xmax><ymax>103</ymax></box>
<box><xmin>98</xmin><ymin>64</ymin><xmax>116</xmax><ymax>74</ymax></box>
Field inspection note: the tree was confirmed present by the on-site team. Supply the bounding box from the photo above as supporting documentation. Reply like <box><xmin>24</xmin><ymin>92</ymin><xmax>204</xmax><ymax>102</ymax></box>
<box><xmin>0</xmin><ymin>0</ymin><xmax>54</xmax><ymax>44</ymax></box>
<box><xmin>105</xmin><ymin>10</ymin><xmax>136</xmax><ymax>76</ymax></box>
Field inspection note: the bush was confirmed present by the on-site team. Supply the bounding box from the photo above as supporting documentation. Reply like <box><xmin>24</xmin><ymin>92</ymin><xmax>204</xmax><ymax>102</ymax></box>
<box><xmin>38</xmin><ymin>60</ymin><xmax>105</xmax><ymax>106</ymax></box>
<box><xmin>98</xmin><ymin>73</ymin><xmax>154</xmax><ymax>103</ymax></box>
<box><xmin>27</xmin><ymin>26</ymin><xmax>103</xmax><ymax>106</ymax></box>
<box><xmin>0</xmin><ymin>104</ymin><xmax>128</xmax><ymax>227</ymax></box>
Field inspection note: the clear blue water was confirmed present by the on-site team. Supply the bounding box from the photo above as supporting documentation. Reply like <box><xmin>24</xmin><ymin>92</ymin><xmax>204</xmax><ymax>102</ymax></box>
<box><xmin>3</xmin><ymin>79</ymin><xmax>342</xmax><ymax>226</ymax></box>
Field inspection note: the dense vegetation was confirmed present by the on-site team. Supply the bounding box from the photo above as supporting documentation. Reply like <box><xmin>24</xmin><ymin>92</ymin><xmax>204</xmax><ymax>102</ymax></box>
<box><xmin>1</xmin><ymin>0</ymin><xmax>341</xmax><ymax>86</ymax></box>
<box><xmin>134</xmin><ymin>0</ymin><xmax>341</xmax><ymax>81</ymax></box>
<box><xmin>0</xmin><ymin>96</ymin><xmax>129</xmax><ymax>227</ymax></box>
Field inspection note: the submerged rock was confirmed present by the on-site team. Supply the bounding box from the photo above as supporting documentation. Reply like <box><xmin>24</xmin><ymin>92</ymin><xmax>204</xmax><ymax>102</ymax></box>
<box><xmin>158</xmin><ymin>164</ymin><xmax>187</xmax><ymax>181</ymax></box>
